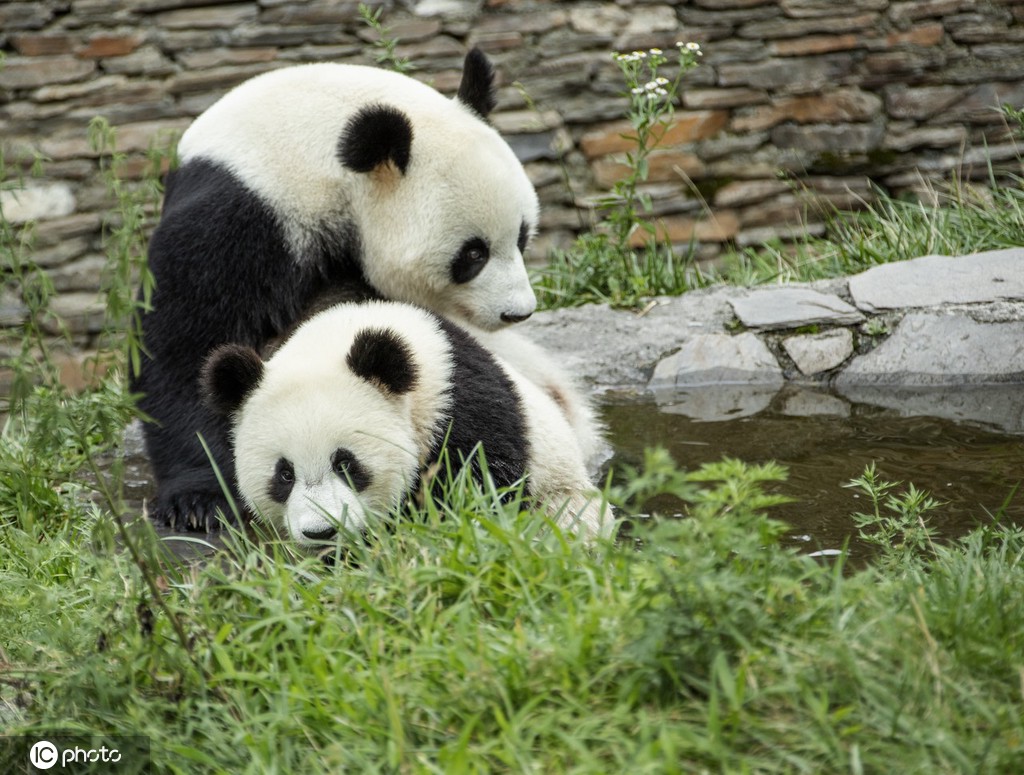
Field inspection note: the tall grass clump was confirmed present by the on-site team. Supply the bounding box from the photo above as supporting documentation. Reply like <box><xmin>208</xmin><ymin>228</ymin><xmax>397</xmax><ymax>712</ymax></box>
<box><xmin>1</xmin><ymin>121</ymin><xmax>169</xmax><ymax>536</ymax></box>
<box><xmin>534</xmin><ymin>42</ymin><xmax>707</xmax><ymax>310</ymax></box>
<box><xmin>717</xmin><ymin>105</ymin><xmax>1024</xmax><ymax>286</ymax></box>
<box><xmin>718</xmin><ymin>175</ymin><xmax>1024</xmax><ymax>286</ymax></box>
<box><xmin>538</xmin><ymin>68</ymin><xmax>1023</xmax><ymax>301</ymax></box>
<box><xmin>0</xmin><ymin>146</ymin><xmax>123</xmax><ymax>537</ymax></box>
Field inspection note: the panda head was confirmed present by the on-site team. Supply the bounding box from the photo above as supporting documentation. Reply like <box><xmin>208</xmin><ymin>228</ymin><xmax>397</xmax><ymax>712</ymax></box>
<box><xmin>202</xmin><ymin>319</ymin><xmax>430</xmax><ymax>550</ymax></box>
<box><xmin>336</xmin><ymin>48</ymin><xmax>540</xmax><ymax>331</ymax></box>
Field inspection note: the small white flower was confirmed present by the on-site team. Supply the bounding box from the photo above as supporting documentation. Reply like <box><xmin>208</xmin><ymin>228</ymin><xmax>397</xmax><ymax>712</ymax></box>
<box><xmin>631</xmin><ymin>87</ymin><xmax>644</xmax><ymax>94</ymax></box>
<box><xmin>656</xmin><ymin>88</ymin><xmax>668</xmax><ymax>96</ymax></box>
<box><xmin>650</xmin><ymin>48</ymin><xmax>663</xmax><ymax>55</ymax></box>
<box><xmin>633</xmin><ymin>50</ymin><xmax>647</xmax><ymax>58</ymax></box>
<box><xmin>685</xmin><ymin>42</ymin><xmax>701</xmax><ymax>52</ymax></box>
<box><xmin>655</xmin><ymin>77</ymin><xmax>669</xmax><ymax>85</ymax></box>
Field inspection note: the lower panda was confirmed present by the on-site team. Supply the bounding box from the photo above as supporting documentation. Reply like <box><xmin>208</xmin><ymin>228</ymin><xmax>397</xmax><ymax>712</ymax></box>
<box><xmin>201</xmin><ymin>301</ymin><xmax>610</xmax><ymax>549</ymax></box>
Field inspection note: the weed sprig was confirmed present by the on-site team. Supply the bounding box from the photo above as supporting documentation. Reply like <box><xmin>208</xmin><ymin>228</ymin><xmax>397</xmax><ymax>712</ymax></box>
<box><xmin>535</xmin><ymin>43</ymin><xmax>706</xmax><ymax>309</ymax></box>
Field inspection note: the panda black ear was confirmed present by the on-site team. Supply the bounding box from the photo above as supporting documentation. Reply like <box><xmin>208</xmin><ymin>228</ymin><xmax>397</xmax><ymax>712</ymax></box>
<box><xmin>457</xmin><ymin>47</ymin><xmax>497</xmax><ymax>119</ymax></box>
<box><xmin>337</xmin><ymin>104</ymin><xmax>414</xmax><ymax>175</ymax></box>
<box><xmin>202</xmin><ymin>344</ymin><xmax>265</xmax><ymax>416</ymax></box>
<box><xmin>346</xmin><ymin>327</ymin><xmax>418</xmax><ymax>397</ymax></box>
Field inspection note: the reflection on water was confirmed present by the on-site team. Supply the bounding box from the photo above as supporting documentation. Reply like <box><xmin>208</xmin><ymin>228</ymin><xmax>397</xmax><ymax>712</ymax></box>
<box><xmin>602</xmin><ymin>388</ymin><xmax>1024</xmax><ymax>561</ymax></box>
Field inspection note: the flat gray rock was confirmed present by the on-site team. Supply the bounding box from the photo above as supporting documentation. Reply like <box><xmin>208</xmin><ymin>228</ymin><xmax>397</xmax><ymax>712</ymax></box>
<box><xmin>835</xmin><ymin>312</ymin><xmax>1024</xmax><ymax>386</ymax></box>
<box><xmin>0</xmin><ymin>182</ymin><xmax>76</xmax><ymax>224</ymax></box>
<box><xmin>783</xmin><ymin>328</ymin><xmax>854</xmax><ymax>376</ymax></box>
<box><xmin>849</xmin><ymin>249</ymin><xmax>1024</xmax><ymax>312</ymax></box>
<box><xmin>730</xmin><ymin>287</ymin><xmax>864</xmax><ymax>329</ymax></box>
<box><xmin>648</xmin><ymin>332</ymin><xmax>784</xmax><ymax>388</ymax></box>
<box><xmin>521</xmin><ymin>288</ymin><xmax>737</xmax><ymax>389</ymax></box>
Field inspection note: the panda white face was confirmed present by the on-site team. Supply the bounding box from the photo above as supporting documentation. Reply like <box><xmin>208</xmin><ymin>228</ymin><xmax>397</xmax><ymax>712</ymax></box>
<box><xmin>202</xmin><ymin>303</ymin><xmax>454</xmax><ymax>550</ymax></box>
<box><xmin>177</xmin><ymin>52</ymin><xmax>540</xmax><ymax>332</ymax></box>
<box><xmin>345</xmin><ymin>107</ymin><xmax>540</xmax><ymax>331</ymax></box>
<box><xmin>234</xmin><ymin>376</ymin><xmax>419</xmax><ymax>549</ymax></box>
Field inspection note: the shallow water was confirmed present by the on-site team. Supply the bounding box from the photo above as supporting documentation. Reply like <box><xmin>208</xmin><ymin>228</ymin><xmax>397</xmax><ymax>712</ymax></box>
<box><xmin>602</xmin><ymin>389</ymin><xmax>1024</xmax><ymax>561</ymax></box>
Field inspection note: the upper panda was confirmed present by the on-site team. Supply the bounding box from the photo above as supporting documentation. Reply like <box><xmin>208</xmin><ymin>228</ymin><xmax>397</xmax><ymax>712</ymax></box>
<box><xmin>201</xmin><ymin>301</ymin><xmax>610</xmax><ymax>549</ymax></box>
<box><xmin>136</xmin><ymin>50</ymin><xmax>540</xmax><ymax>530</ymax></box>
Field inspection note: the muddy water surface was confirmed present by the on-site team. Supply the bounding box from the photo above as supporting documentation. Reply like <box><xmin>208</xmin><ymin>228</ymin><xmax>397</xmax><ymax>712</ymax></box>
<box><xmin>602</xmin><ymin>392</ymin><xmax>1024</xmax><ymax>561</ymax></box>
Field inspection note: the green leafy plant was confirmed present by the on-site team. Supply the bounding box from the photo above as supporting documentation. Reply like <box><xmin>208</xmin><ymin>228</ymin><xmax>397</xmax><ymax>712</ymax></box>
<box><xmin>1002</xmin><ymin>102</ymin><xmax>1024</xmax><ymax>134</ymax></box>
<box><xmin>0</xmin><ymin>149</ymin><xmax>65</xmax><ymax>418</ymax></box>
<box><xmin>846</xmin><ymin>463</ymin><xmax>941</xmax><ymax>569</ymax></box>
<box><xmin>535</xmin><ymin>43</ymin><xmax>706</xmax><ymax>309</ymax></box>
<box><xmin>600</xmin><ymin>43</ymin><xmax>703</xmax><ymax>253</ymax></box>
<box><xmin>862</xmin><ymin>317</ymin><xmax>890</xmax><ymax>337</ymax></box>
<box><xmin>358</xmin><ymin>3</ymin><xmax>416</xmax><ymax>74</ymax></box>
<box><xmin>87</xmin><ymin>116</ymin><xmax>166</xmax><ymax>381</ymax></box>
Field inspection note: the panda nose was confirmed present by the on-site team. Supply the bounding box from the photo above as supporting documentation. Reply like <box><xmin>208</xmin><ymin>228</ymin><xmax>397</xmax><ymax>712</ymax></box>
<box><xmin>302</xmin><ymin>525</ymin><xmax>338</xmax><ymax>541</ymax></box>
<box><xmin>501</xmin><ymin>311</ymin><xmax>532</xmax><ymax>324</ymax></box>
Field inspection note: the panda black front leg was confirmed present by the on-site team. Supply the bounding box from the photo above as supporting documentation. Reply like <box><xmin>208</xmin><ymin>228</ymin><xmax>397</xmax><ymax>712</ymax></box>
<box><xmin>135</xmin><ymin>344</ymin><xmax>244</xmax><ymax>531</ymax></box>
<box><xmin>135</xmin><ymin>159</ymin><xmax>319</xmax><ymax>531</ymax></box>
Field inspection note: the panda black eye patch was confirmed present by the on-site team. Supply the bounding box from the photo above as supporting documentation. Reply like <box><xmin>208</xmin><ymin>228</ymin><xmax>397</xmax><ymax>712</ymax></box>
<box><xmin>332</xmin><ymin>447</ymin><xmax>371</xmax><ymax>492</ymax></box>
<box><xmin>450</xmin><ymin>238</ymin><xmax>490</xmax><ymax>284</ymax></box>
<box><xmin>269</xmin><ymin>458</ymin><xmax>295</xmax><ymax>503</ymax></box>
<box><xmin>517</xmin><ymin>221</ymin><xmax>530</xmax><ymax>253</ymax></box>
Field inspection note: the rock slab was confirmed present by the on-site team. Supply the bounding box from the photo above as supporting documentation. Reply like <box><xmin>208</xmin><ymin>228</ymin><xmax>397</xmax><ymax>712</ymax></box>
<box><xmin>730</xmin><ymin>287</ymin><xmax>864</xmax><ymax>329</ymax></box>
<box><xmin>648</xmin><ymin>332</ymin><xmax>784</xmax><ymax>388</ymax></box>
<box><xmin>849</xmin><ymin>249</ymin><xmax>1024</xmax><ymax>312</ymax></box>
<box><xmin>835</xmin><ymin>312</ymin><xmax>1024</xmax><ymax>386</ymax></box>
<box><xmin>783</xmin><ymin>328</ymin><xmax>855</xmax><ymax>375</ymax></box>
<box><xmin>0</xmin><ymin>183</ymin><xmax>76</xmax><ymax>224</ymax></box>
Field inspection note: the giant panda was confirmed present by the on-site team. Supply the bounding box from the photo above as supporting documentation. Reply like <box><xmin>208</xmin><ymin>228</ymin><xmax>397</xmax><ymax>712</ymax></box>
<box><xmin>200</xmin><ymin>301</ymin><xmax>611</xmax><ymax>549</ymax></box>
<box><xmin>137</xmin><ymin>49</ymin><xmax>542</xmax><ymax>530</ymax></box>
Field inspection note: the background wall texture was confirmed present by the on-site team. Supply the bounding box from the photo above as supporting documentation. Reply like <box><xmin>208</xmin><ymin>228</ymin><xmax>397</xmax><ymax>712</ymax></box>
<box><xmin>1</xmin><ymin>0</ymin><xmax>1022</xmax><ymax>381</ymax></box>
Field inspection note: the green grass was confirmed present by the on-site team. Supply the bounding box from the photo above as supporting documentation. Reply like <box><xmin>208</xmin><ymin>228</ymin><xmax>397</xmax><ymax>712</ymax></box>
<box><xmin>533</xmin><ymin>232</ymin><xmax>707</xmax><ymax>311</ymax></box>
<box><xmin>1</xmin><ymin>451</ymin><xmax>1022</xmax><ymax>772</ymax></box>
<box><xmin>717</xmin><ymin>175</ymin><xmax>1024</xmax><ymax>287</ymax></box>
<box><xmin>536</xmin><ymin>169</ymin><xmax>1024</xmax><ymax>310</ymax></box>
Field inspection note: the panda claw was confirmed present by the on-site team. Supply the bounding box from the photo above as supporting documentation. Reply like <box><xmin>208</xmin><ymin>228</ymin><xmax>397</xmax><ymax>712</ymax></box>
<box><xmin>149</xmin><ymin>491</ymin><xmax>236</xmax><ymax>533</ymax></box>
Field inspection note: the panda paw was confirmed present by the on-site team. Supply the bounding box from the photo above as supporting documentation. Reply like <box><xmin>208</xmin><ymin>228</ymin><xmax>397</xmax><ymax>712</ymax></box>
<box><xmin>148</xmin><ymin>491</ymin><xmax>240</xmax><ymax>533</ymax></box>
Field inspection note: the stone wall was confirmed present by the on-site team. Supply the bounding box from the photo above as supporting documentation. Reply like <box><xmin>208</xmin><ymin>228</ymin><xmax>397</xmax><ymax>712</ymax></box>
<box><xmin>1</xmin><ymin>0</ymin><xmax>1022</xmax><ymax>375</ymax></box>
